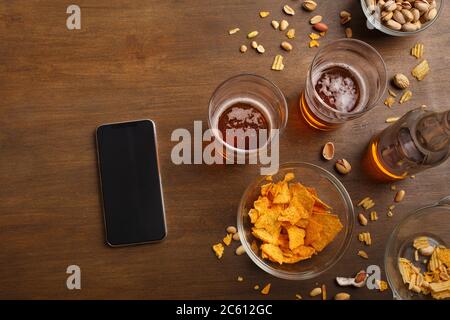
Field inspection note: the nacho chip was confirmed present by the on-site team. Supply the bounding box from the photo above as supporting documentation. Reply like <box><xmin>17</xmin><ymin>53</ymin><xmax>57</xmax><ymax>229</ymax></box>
<box><xmin>212</xmin><ymin>243</ymin><xmax>224</xmax><ymax>259</ymax></box>
<box><xmin>248</xmin><ymin>209</ymin><xmax>259</xmax><ymax>224</ymax></box>
<box><xmin>312</xmin><ymin>194</ymin><xmax>332</xmax><ymax>210</ymax></box>
<box><xmin>261</xmin><ymin>243</ymin><xmax>284</xmax><ymax>264</ymax></box>
<box><xmin>309</xmin><ymin>213</ymin><xmax>343</xmax><ymax>252</ymax></box>
<box><xmin>283</xmin><ymin>246</ymin><xmax>315</xmax><ymax>264</ymax></box>
<box><xmin>273</xmin><ymin>181</ymin><xmax>291</xmax><ymax>204</ymax></box>
<box><xmin>290</xmin><ymin>183</ymin><xmax>315</xmax><ymax>215</ymax></box>
<box><xmin>223</xmin><ymin>234</ymin><xmax>232</xmax><ymax>246</ymax></box>
<box><xmin>284</xmin><ymin>172</ymin><xmax>295</xmax><ymax>182</ymax></box>
<box><xmin>252</xmin><ymin>228</ymin><xmax>277</xmax><ymax>244</ymax></box>
<box><xmin>295</xmin><ymin>219</ymin><xmax>309</xmax><ymax>228</ymax></box>
<box><xmin>286</xmin><ymin>225</ymin><xmax>305</xmax><ymax>250</ymax></box>
<box><xmin>305</xmin><ymin>219</ymin><xmax>323</xmax><ymax>246</ymax></box>
<box><xmin>261</xmin><ymin>283</ymin><xmax>271</xmax><ymax>295</ymax></box>
<box><xmin>254</xmin><ymin>196</ymin><xmax>271</xmax><ymax>214</ymax></box>
<box><xmin>277</xmin><ymin>233</ymin><xmax>290</xmax><ymax>249</ymax></box>
<box><xmin>260</xmin><ymin>183</ymin><xmax>272</xmax><ymax>197</ymax></box>
<box><xmin>306</xmin><ymin>187</ymin><xmax>318</xmax><ymax>197</ymax></box>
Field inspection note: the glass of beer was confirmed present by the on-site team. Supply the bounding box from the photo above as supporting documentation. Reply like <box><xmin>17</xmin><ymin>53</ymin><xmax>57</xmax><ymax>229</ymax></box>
<box><xmin>300</xmin><ymin>39</ymin><xmax>387</xmax><ymax>131</ymax></box>
<box><xmin>208</xmin><ymin>74</ymin><xmax>288</xmax><ymax>162</ymax></box>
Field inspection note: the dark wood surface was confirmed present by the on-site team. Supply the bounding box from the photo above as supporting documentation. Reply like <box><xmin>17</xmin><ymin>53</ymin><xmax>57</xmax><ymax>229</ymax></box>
<box><xmin>0</xmin><ymin>0</ymin><xmax>449</xmax><ymax>300</ymax></box>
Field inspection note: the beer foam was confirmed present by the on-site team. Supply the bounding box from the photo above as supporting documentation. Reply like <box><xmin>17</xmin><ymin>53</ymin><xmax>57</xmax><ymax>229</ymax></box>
<box><xmin>317</xmin><ymin>73</ymin><xmax>358</xmax><ymax>112</ymax></box>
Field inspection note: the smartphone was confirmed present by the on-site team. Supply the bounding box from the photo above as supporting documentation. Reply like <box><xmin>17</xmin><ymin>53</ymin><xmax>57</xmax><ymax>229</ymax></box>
<box><xmin>96</xmin><ymin>120</ymin><xmax>167</xmax><ymax>247</ymax></box>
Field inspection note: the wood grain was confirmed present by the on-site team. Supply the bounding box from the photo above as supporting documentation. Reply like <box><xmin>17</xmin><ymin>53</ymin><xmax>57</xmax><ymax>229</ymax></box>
<box><xmin>0</xmin><ymin>0</ymin><xmax>449</xmax><ymax>299</ymax></box>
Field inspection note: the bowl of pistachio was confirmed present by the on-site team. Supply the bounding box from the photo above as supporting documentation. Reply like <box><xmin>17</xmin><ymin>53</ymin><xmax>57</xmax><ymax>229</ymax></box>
<box><xmin>361</xmin><ymin>0</ymin><xmax>443</xmax><ymax>36</ymax></box>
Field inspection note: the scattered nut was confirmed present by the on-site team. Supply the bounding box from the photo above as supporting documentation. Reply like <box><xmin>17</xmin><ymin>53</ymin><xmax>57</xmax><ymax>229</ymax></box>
<box><xmin>237</xmin><ymin>276</ymin><xmax>244</xmax><ymax>282</ymax></box>
<box><xmin>322</xmin><ymin>142</ymin><xmax>335</xmax><ymax>161</ymax></box>
<box><xmin>228</xmin><ymin>28</ymin><xmax>240</xmax><ymax>35</ymax></box>
<box><xmin>232</xmin><ymin>233</ymin><xmax>240</xmax><ymax>241</ymax></box>
<box><xmin>283</xmin><ymin>5</ymin><xmax>295</xmax><ymax>16</ymax></box>
<box><xmin>419</xmin><ymin>245</ymin><xmax>434</xmax><ymax>256</ymax></box>
<box><xmin>247</xmin><ymin>31</ymin><xmax>259</xmax><ymax>39</ymax></box>
<box><xmin>295</xmin><ymin>293</ymin><xmax>303</xmax><ymax>300</ymax></box>
<box><xmin>251</xmin><ymin>41</ymin><xmax>258</xmax><ymax>49</ymax></box>
<box><xmin>395</xmin><ymin>189</ymin><xmax>406</xmax><ymax>202</ymax></box>
<box><xmin>271</xmin><ymin>20</ymin><xmax>280</xmax><ymax>29</ymax></box>
<box><xmin>393</xmin><ymin>73</ymin><xmax>410</xmax><ymax>89</ymax></box>
<box><xmin>340</xmin><ymin>11</ymin><xmax>352</xmax><ymax>24</ymax></box>
<box><xmin>310</xmin><ymin>15</ymin><xmax>323</xmax><ymax>24</ymax></box>
<box><xmin>322</xmin><ymin>284</ymin><xmax>327</xmax><ymax>300</ymax></box>
<box><xmin>313</xmin><ymin>22</ymin><xmax>329</xmax><ymax>32</ymax></box>
<box><xmin>226</xmin><ymin>226</ymin><xmax>237</xmax><ymax>234</ymax></box>
<box><xmin>345</xmin><ymin>27</ymin><xmax>353</xmax><ymax>38</ymax></box>
<box><xmin>256</xmin><ymin>44</ymin><xmax>265</xmax><ymax>54</ymax></box>
<box><xmin>386</xmin><ymin>116</ymin><xmax>400</xmax><ymax>123</ymax></box>
<box><xmin>302</xmin><ymin>0</ymin><xmax>318</xmax><ymax>12</ymax></box>
<box><xmin>235</xmin><ymin>245</ymin><xmax>246</xmax><ymax>256</ymax></box>
<box><xmin>334</xmin><ymin>292</ymin><xmax>351</xmax><ymax>300</ymax></box>
<box><xmin>280</xmin><ymin>19</ymin><xmax>289</xmax><ymax>31</ymax></box>
<box><xmin>358</xmin><ymin>250</ymin><xmax>369</xmax><ymax>259</ymax></box>
<box><xmin>240</xmin><ymin>45</ymin><xmax>247</xmax><ymax>53</ymax></box>
<box><xmin>358</xmin><ymin>213</ymin><xmax>368</xmax><ymax>226</ymax></box>
<box><xmin>335</xmin><ymin>159</ymin><xmax>352</xmax><ymax>175</ymax></box>
<box><xmin>281</xmin><ymin>41</ymin><xmax>293</xmax><ymax>52</ymax></box>
<box><xmin>310</xmin><ymin>287</ymin><xmax>322</xmax><ymax>297</ymax></box>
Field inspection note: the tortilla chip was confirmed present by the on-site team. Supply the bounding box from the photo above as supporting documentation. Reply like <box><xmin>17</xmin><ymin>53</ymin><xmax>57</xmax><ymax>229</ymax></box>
<box><xmin>290</xmin><ymin>183</ymin><xmax>315</xmax><ymax>216</ymax></box>
<box><xmin>306</xmin><ymin>187</ymin><xmax>318</xmax><ymax>197</ymax></box>
<box><xmin>254</xmin><ymin>196</ymin><xmax>271</xmax><ymax>214</ymax></box>
<box><xmin>273</xmin><ymin>181</ymin><xmax>291</xmax><ymax>204</ymax></box>
<box><xmin>283</xmin><ymin>246</ymin><xmax>315</xmax><ymax>264</ymax></box>
<box><xmin>260</xmin><ymin>183</ymin><xmax>272</xmax><ymax>197</ymax></box>
<box><xmin>212</xmin><ymin>243</ymin><xmax>224</xmax><ymax>259</ymax></box>
<box><xmin>312</xmin><ymin>194</ymin><xmax>332</xmax><ymax>210</ymax></box>
<box><xmin>278</xmin><ymin>205</ymin><xmax>301</xmax><ymax>225</ymax></box>
<box><xmin>286</xmin><ymin>225</ymin><xmax>305</xmax><ymax>250</ymax></box>
<box><xmin>223</xmin><ymin>234</ymin><xmax>232</xmax><ymax>246</ymax></box>
<box><xmin>255</xmin><ymin>209</ymin><xmax>281</xmax><ymax>236</ymax></box>
<box><xmin>252</xmin><ymin>228</ymin><xmax>278</xmax><ymax>244</ymax></box>
<box><xmin>309</xmin><ymin>213</ymin><xmax>343</xmax><ymax>252</ymax></box>
<box><xmin>277</xmin><ymin>233</ymin><xmax>290</xmax><ymax>249</ymax></box>
<box><xmin>248</xmin><ymin>209</ymin><xmax>259</xmax><ymax>224</ymax></box>
<box><xmin>304</xmin><ymin>219</ymin><xmax>323</xmax><ymax>246</ymax></box>
<box><xmin>261</xmin><ymin>243</ymin><xmax>284</xmax><ymax>264</ymax></box>
<box><xmin>295</xmin><ymin>219</ymin><xmax>309</xmax><ymax>228</ymax></box>
<box><xmin>284</xmin><ymin>172</ymin><xmax>295</xmax><ymax>182</ymax></box>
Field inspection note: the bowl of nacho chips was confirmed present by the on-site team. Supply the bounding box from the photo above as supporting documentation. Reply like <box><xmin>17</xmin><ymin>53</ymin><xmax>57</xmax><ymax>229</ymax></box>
<box><xmin>237</xmin><ymin>162</ymin><xmax>354</xmax><ymax>280</ymax></box>
<box><xmin>385</xmin><ymin>196</ymin><xmax>450</xmax><ymax>300</ymax></box>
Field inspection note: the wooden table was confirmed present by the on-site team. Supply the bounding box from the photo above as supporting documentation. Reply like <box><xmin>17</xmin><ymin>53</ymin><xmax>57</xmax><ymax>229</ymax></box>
<box><xmin>1</xmin><ymin>0</ymin><xmax>449</xmax><ymax>300</ymax></box>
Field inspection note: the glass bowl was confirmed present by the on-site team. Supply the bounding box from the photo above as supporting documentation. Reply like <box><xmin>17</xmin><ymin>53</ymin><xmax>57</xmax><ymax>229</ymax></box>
<box><xmin>385</xmin><ymin>196</ymin><xmax>450</xmax><ymax>299</ymax></box>
<box><xmin>361</xmin><ymin>0</ymin><xmax>444</xmax><ymax>37</ymax></box>
<box><xmin>237</xmin><ymin>162</ymin><xmax>355</xmax><ymax>280</ymax></box>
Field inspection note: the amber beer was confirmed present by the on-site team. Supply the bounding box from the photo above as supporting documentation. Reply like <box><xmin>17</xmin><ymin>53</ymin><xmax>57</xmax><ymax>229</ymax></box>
<box><xmin>363</xmin><ymin>108</ymin><xmax>450</xmax><ymax>182</ymax></box>
<box><xmin>300</xmin><ymin>39</ymin><xmax>387</xmax><ymax>130</ymax></box>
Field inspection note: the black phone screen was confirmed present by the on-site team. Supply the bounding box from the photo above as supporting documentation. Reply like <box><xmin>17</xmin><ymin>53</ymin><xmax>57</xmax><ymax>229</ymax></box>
<box><xmin>96</xmin><ymin>120</ymin><xmax>166</xmax><ymax>246</ymax></box>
